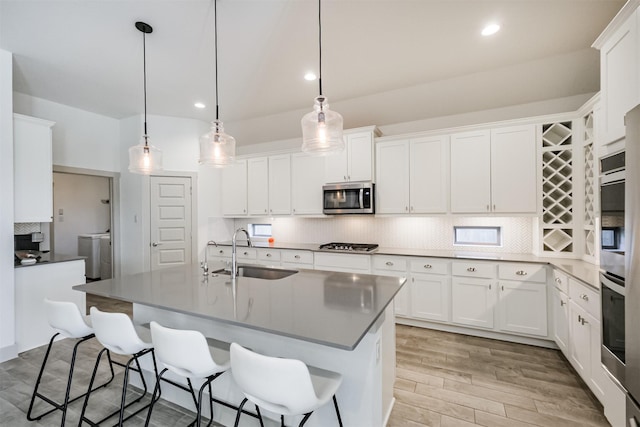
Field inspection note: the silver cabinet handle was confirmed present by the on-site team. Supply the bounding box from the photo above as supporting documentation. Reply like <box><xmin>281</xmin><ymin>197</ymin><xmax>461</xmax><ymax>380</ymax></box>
<box><xmin>265</xmin><ymin>209</ymin><xmax>267</xmax><ymax>213</ymax></box>
<box><xmin>294</xmin><ymin>255</ymin><xmax>300</xmax><ymax>259</ymax></box>
<box><xmin>486</xmin><ymin>205</ymin><xmax>490</xmax><ymax>211</ymax></box>
<box><xmin>386</xmin><ymin>261</ymin><xmax>394</xmax><ymax>266</ymax></box>
<box><xmin>343</xmin><ymin>175</ymin><xmax>347</xmax><ymax>181</ymax></box>
<box><xmin>560</xmin><ymin>300</ymin><xmax>566</xmax><ymax>306</ymax></box>
<box><xmin>219</xmin><ymin>249</ymin><xmax>224</xmax><ymax>254</ymax></box>
<box><xmin>555</xmin><ymin>277</ymin><xmax>562</xmax><ymax>284</ymax></box>
<box><xmin>489</xmin><ymin>284</ymin><xmax>492</xmax><ymax>290</ymax></box>
<box><xmin>410</xmin><ymin>206</ymin><xmax>414</xmax><ymax>211</ymax></box>
<box><xmin>493</xmin><ymin>204</ymin><xmax>496</xmax><ymax>211</ymax></box>
<box><xmin>243</xmin><ymin>251</ymin><xmax>248</xmax><ymax>256</ymax></box>
<box><xmin>467</xmin><ymin>267</ymin><xmax>476</xmax><ymax>272</ymax></box>
<box><xmin>580</xmin><ymin>294</ymin><xmax>589</xmax><ymax>302</ymax></box>
<box><xmin>424</xmin><ymin>264</ymin><xmax>432</xmax><ymax>269</ymax></box>
<box><xmin>501</xmin><ymin>285</ymin><xmax>504</xmax><ymax>291</ymax></box>
<box><xmin>581</xmin><ymin>316</ymin><xmax>588</xmax><ymax>325</ymax></box>
<box><xmin>578</xmin><ymin>314</ymin><xmax>582</xmax><ymax>323</ymax></box>
<box><xmin>516</xmin><ymin>270</ymin><xmax>527</xmax><ymax>276</ymax></box>
<box><xmin>151</xmin><ymin>242</ymin><xmax>161</xmax><ymax>247</ymax></box>
<box><xmin>266</xmin><ymin>253</ymin><xmax>272</xmax><ymax>257</ymax></box>
<box><xmin>405</xmin><ymin>206</ymin><xmax>409</xmax><ymax>211</ymax></box>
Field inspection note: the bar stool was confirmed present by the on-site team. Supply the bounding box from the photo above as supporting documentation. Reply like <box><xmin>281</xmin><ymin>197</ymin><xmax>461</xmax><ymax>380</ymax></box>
<box><xmin>230</xmin><ymin>343</ymin><xmax>344</xmax><ymax>427</ymax></box>
<box><xmin>27</xmin><ymin>299</ymin><xmax>115</xmax><ymax>426</ymax></box>
<box><xmin>78</xmin><ymin>307</ymin><xmax>159</xmax><ymax>426</ymax></box>
<box><xmin>145</xmin><ymin>321</ymin><xmax>232</xmax><ymax>427</ymax></box>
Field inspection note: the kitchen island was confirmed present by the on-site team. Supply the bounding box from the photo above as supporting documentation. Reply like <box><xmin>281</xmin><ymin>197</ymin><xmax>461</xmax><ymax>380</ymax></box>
<box><xmin>74</xmin><ymin>265</ymin><xmax>405</xmax><ymax>426</ymax></box>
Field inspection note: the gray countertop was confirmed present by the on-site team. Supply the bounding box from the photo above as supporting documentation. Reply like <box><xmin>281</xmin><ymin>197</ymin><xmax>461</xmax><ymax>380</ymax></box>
<box><xmin>14</xmin><ymin>252</ymin><xmax>85</xmax><ymax>268</ymax></box>
<box><xmin>73</xmin><ymin>265</ymin><xmax>405</xmax><ymax>350</ymax></box>
<box><xmin>215</xmin><ymin>241</ymin><xmax>602</xmax><ymax>290</ymax></box>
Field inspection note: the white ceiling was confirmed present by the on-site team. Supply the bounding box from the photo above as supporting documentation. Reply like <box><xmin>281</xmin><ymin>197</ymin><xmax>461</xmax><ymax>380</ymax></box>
<box><xmin>0</xmin><ymin>0</ymin><xmax>625</xmax><ymax>145</ymax></box>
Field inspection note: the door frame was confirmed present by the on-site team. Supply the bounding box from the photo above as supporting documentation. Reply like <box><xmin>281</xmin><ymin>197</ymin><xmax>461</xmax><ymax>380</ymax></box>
<box><xmin>52</xmin><ymin>165</ymin><xmax>121</xmax><ymax>278</ymax></box>
<box><xmin>141</xmin><ymin>171</ymin><xmax>198</xmax><ymax>271</ymax></box>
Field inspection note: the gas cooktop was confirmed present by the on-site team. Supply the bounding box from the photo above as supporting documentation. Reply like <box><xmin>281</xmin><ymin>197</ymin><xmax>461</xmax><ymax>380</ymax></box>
<box><xmin>318</xmin><ymin>242</ymin><xmax>379</xmax><ymax>253</ymax></box>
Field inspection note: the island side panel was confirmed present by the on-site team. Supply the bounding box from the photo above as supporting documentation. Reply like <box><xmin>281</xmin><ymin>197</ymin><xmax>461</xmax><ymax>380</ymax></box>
<box><xmin>133</xmin><ymin>303</ymin><xmax>393</xmax><ymax>427</ymax></box>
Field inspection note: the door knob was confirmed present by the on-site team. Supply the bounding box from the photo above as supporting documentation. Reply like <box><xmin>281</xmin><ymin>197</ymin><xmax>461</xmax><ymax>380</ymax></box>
<box><xmin>151</xmin><ymin>242</ymin><xmax>161</xmax><ymax>247</ymax></box>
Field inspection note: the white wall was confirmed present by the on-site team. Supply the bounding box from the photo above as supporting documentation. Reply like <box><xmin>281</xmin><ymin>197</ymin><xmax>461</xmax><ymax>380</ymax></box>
<box><xmin>0</xmin><ymin>49</ymin><xmax>16</xmax><ymax>361</ymax></box>
<box><xmin>13</xmin><ymin>93</ymin><xmax>120</xmax><ymax>171</ymax></box>
<box><xmin>52</xmin><ymin>172</ymin><xmax>110</xmax><ymax>256</ymax></box>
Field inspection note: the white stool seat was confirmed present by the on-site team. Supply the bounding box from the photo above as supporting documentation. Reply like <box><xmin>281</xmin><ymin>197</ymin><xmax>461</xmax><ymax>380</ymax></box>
<box><xmin>46</xmin><ymin>298</ymin><xmax>93</xmax><ymax>338</ymax></box>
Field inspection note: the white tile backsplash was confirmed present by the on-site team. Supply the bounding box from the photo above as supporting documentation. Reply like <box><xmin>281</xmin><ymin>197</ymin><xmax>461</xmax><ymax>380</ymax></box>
<box><xmin>235</xmin><ymin>216</ymin><xmax>534</xmax><ymax>254</ymax></box>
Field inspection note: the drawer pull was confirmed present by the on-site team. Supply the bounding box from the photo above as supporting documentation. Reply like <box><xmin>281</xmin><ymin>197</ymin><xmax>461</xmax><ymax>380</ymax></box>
<box><xmin>424</xmin><ymin>264</ymin><xmax>432</xmax><ymax>269</ymax></box>
<box><xmin>467</xmin><ymin>267</ymin><xmax>476</xmax><ymax>272</ymax></box>
<box><xmin>294</xmin><ymin>255</ymin><xmax>300</xmax><ymax>259</ymax></box>
<box><xmin>266</xmin><ymin>253</ymin><xmax>272</xmax><ymax>257</ymax></box>
<box><xmin>489</xmin><ymin>284</ymin><xmax>492</xmax><ymax>290</ymax></box>
<box><xmin>560</xmin><ymin>300</ymin><xmax>566</xmax><ymax>306</ymax></box>
<box><xmin>516</xmin><ymin>270</ymin><xmax>527</xmax><ymax>276</ymax></box>
<box><xmin>555</xmin><ymin>277</ymin><xmax>562</xmax><ymax>284</ymax></box>
<box><xmin>580</xmin><ymin>294</ymin><xmax>589</xmax><ymax>302</ymax></box>
<box><xmin>386</xmin><ymin>261</ymin><xmax>394</xmax><ymax>266</ymax></box>
<box><xmin>243</xmin><ymin>251</ymin><xmax>248</xmax><ymax>256</ymax></box>
<box><xmin>219</xmin><ymin>250</ymin><xmax>224</xmax><ymax>254</ymax></box>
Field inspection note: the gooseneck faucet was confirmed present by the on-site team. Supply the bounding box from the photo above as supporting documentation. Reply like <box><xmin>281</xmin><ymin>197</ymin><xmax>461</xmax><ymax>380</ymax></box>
<box><xmin>231</xmin><ymin>228</ymin><xmax>252</xmax><ymax>280</ymax></box>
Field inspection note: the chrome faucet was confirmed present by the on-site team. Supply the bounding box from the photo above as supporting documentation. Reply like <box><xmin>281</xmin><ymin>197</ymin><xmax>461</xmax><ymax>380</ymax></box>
<box><xmin>201</xmin><ymin>240</ymin><xmax>218</xmax><ymax>276</ymax></box>
<box><xmin>231</xmin><ymin>228</ymin><xmax>252</xmax><ymax>280</ymax></box>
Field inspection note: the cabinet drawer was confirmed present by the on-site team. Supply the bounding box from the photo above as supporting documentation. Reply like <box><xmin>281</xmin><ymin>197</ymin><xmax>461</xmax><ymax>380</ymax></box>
<box><xmin>314</xmin><ymin>252</ymin><xmax>371</xmax><ymax>272</ymax></box>
<box><xmin>236</xmin><ymin>248</ymin><xmax>257</xmax><ymax>260</ymax></box>
<box><xmin>409</xmin><ymin>258</ymin><xmax>449</xmax><ymax>275</ymax></box>
<box><xmin>452</xmin><ymin>261</ymin><xmax>496</xmax><ymax>279</ymax></box>
<box><xmin>499</xmin><ymin>263</ymin><xmax>546</xmax><ymax>283</ymax></box>
<box><xmin>257</xmin><ymin>249</ymin><xmax>281</xmax><ymax>262</ymax></box>
<box><xmin>212</xmin><ymin>247</ymin><xmax>232</xmax><ymax>258</ymax></box>
<box><xmin>569</xmin><ymin>278</ymin><xmax>600</xmax><ymax>319</ymax></box>
<box><xmin>553</xmin><ymin>270</ymin><xmax>569</xmax><ymax>294</ymax></box>
<box><xmin>373</xmin><ymin>256</ymin><xmax>407</xmax><ymax>272</ymax></box>
<box><xmin>281</xmin><ymin>249</ymin><xmax>313</xmax><ymax>265</ymax></box>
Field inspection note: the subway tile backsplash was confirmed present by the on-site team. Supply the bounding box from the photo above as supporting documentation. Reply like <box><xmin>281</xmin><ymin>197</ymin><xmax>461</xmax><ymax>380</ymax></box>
<box><xmin>234</xmin><ymin>216</ymin><xmax>534</xmax><ymax>254</ymax></box>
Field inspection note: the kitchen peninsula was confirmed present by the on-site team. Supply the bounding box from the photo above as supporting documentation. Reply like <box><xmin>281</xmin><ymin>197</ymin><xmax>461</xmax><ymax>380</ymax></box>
<box><xmin>74</xmin><ymin>265</ymin><xmax>405</xmax><ymax>426</ymax></box>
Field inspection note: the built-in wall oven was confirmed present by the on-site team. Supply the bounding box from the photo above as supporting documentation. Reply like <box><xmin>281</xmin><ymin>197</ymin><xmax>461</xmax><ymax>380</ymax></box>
<box><xmin>600</xmin><ymin>151</ymin><xmax>626</xmax><ymax>388</ymax></box>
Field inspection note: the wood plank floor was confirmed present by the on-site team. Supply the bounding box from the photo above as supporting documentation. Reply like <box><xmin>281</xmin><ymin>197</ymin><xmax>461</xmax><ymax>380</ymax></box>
<box><xmin>1</xmin><ymin>295</ymin><xmax>611</xmax><ymax>426</ymax></box>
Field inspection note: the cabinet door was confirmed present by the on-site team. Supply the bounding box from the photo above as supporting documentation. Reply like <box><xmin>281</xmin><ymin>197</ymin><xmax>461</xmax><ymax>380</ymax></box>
<box><xmin>410</xmin><ymin>136</ymin><xmax>448</xmax><ymax>213</ymax></box>
<box><xmin>411</xmin><ymin>274</ymin><xmax>450</xmax><ymax>323</ymax></box>
<box><xmin>568</xmin><ymin>300</ymin><xmax>591</xmax><ymax>379</ymax></box>
<box><xmin>291</xmin><ymin>153</ymin><xmax>325</xmax><ymax>215</ymax></box>
<box><xmin>348</xmin><ymin>132</ymin><xmax>374</xmax><ymax>182</ymax></box>
<box><xmin>497</xmin><ymin>280</ymin><xmax>547</xmax><ymax>337</ymax></box>
<box><xmin>373</xmin><ymin>257</ymin><xmax>409</xmax><ymax>318</ymax></box>
<box><xmin>222</xmin><ymin>160</ymin><xmax>248</xmax><ymax>216</ymax></box>
<box><xmin>268</xmin><ymin>154</ymin><xmax>291</xmax><ymax>215</ymax></box>
<box><xmin>394</xmin><ymin>284</ymin><xmax>411</xmax><ymax>317</ymax></box>
<box><xmin>490</xmin><ymin>125</ymin><xmax>537</xmax><ymax>213</ymax></box>
<box><xmin>450</xmin><ymin>130</ymin><xmax>491</xmax><ymax>213</ymax></box>
<box><xmin>14</xmin><ymin>115</ymin><xmax>54</xmax><ymax>222</ymax></box>
<box><xmin>324</xmin><ymin>136</ymin><xmax>349</xmax><ymax>183</ymax></box>
<box><xmin>552</xmin><ymin>287</ymin><xmax>570</xmax><ymax>356</ymax></box>
<box><xmin>375</xmin><ymin>140</ymin><xmax>409</xmax><ymax>214</ymax></box>
<box><xmin>248</xmin><ymin>157</ymin><xmax>269</xmax><ymax>215</ymax></box>
<box><xmin>451</xmin><ymin>277</ymin><xmax>495</xmax><ymax>329</ymax></box>
<box><xmin>600</xmin><ymin>13</ymin><xmax>638</xmax><ymax>144</ymax></box>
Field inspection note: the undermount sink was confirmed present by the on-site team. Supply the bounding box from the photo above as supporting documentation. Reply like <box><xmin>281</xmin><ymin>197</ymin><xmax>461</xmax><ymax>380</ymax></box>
<box><xmin>214</xmin><ymin>265</ymin><xmax>298</xmax><ymax>280</ymax></box>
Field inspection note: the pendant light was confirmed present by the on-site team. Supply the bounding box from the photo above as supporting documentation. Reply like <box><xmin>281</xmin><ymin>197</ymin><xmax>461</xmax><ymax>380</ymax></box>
<box><xmin>128</xmin><ymin>21</ymin><xmax>163</xmax><ymax>174</ymax></box>
<box><xmin>199</xmin><ymin>0</ymin><xmax>235</xmax><ymax>167</ymax></box>
<box><xmin>301</xmin><ymin>0</ymin><xmax>344</xmax><ymax>155</ymax></box>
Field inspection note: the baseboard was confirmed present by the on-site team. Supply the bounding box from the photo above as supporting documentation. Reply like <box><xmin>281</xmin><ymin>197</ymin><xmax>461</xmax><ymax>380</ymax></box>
<box><xmin>383</xmin><ymin>396</ymin><xmax>396</xmax><ymax>426</ymax></box>
<box><xmin>0</xmin><ymin>343</ymin><xmax>18</xmax><ymax>363</ymax></box>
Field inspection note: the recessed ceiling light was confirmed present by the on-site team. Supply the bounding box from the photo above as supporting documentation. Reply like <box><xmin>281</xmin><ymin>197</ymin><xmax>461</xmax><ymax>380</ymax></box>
<box><xmin>194</xmin><ymin>102</ymin><xmax>206</xmax><ymax>109</ymax></box>
<box><xmin>304</xmin><ymin>72</ymin><xmax>317</xmax><ymax>81</ymax></box>
<box><xmin>481</xmin><ymin>23</ymin><xmax>500</xmax><ymax>36</ymax></box>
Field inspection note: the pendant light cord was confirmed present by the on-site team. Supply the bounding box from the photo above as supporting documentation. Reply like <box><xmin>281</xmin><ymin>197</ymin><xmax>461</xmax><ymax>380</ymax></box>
<box><xmin>214</xmin><ymin>0</ymin><xmax>220</xmax><ymax>121</ymax></box>
<box><xmin>318</xmin><ymin>0</ymin><xmax>323</xmax><ymax>97</ymax></box>
<box><xmin>142</xmin><ymin>29</ymin><xmax>148</xmax><ymax>143</ymax></box>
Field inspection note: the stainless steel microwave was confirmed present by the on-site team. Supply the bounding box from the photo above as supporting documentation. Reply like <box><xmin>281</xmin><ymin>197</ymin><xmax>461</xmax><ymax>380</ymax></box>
<box><xmin>323</xmin><ymin>181</ymin><xmax>375</xmax><ymax>214</ymax></box>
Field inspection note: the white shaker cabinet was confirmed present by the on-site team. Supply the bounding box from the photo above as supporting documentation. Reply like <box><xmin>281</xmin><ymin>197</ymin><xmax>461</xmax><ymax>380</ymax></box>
<box><xmin>222</xmin><ymin>160</ymin><xmax>248</xmax><ymax>216</ymax></box>
<box><xmin>14</xmin><ymin>114</ymin><xmax>55</xmax><ymax>223</ymax></box>
<box><xmin>450</xmin><ymin>125</ymin><xmax>536</xmax><ymax>214</ymax></box>
<box><xmin>291</xmin><ymin>153</ymin><xmax>325</xmax><ymax>215</ymax></box>
<box><xmin>248</xmin><ymin>157</ymin><xmax>269</xmax><ymax>215</ymax></box>
<box><xmin>451</xmin><ymin>276</ymin><xmax>496</xmax><ymax>329</ymax></box>
<box><xmin>552</xmin><ymin>286</ymin><xmax>570</xmax><ymax>356</ymax></box>
<box><xmin>373</xmin><ymin>256</ymin><xmax>409</xmax><ymax>317</ymax></box>
<box><xmin>325</xmin><ymin>129</ymin><xmax>376</xmax><ymax>183</ymax></box>
<box><xmin>247</xmin><ymin>155</ymin><xmax>291</xmax><ymax>216</ymax></box>
<box><xmin>376</xmin><ymin>136</ymin><xmax>447</xmax><ymax>214</ymax></box>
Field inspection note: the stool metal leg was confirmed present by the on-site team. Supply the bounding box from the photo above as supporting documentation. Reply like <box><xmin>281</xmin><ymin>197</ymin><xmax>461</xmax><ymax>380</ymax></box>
<box><xmin>333</xmin><ymin>395</ymin><xmax>343</xmax><ymax>427</ymax></box>
<box><xmin>234</xmin><ymin>398</ymin><xmax>248</xmax><ymax>427</ymax></box>
<box><xmin>298</xmin><ymin>412</ymin><xmax>313</xmax><ymax>427</ymax></box>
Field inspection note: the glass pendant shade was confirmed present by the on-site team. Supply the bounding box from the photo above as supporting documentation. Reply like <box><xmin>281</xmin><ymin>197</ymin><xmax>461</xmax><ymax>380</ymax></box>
<box><xmin>199</xmin><ymin>119</ymin><xmax>236</xmax><ymax>167</ymax></box>
<box><xmin>301</xmin><ymin>96</ymin><xmax>344</xmax><ymax>155</ymax></box>
<box><xmin>128</xmin><ymin>136</ymin><xmax>163</xmax><ymax>174</ymax></box>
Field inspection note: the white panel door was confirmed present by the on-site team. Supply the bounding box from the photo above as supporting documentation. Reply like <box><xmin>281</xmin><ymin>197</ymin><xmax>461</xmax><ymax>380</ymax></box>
<box><xmin>268</xmin><ymin>154</ymin><xmax>291</xmax><ymax>215</ymax></box>
<box><xmin>411</xmin><ymin>274</ymin><xmax>450</xmax><ymax>323</ymax></box>
<box><xmin>451</xmin><ymin>276</ymin><xmax>496</xmax><ymax>329</ymax></box>
<box><xmin>450</xmin><ymin>130</ymin><xmax>491</xmax><ymax>213</ymax></box>
<box><xmin>410</xmin><ymin>135</ymin><xmax>448</xmax><ymax>213</ymax></box>
<box><xmin>348</xmin><ymin>132</ymin><xmax>374</xmax><ymax>182</ymax></box>
<box><xmin>376</xmin><ymin>140</ymin><xmax>409</xmax><ymax>214</ymax></box>
<box><xmin>497</xmin><ymin>280</ymin><xmax>547</xmax><ymax>337</ymax></box>
<box><xmin>291</xmin><ymin>153</ymin><xmax>325</xmax><ymax>215</ymax></box>
<box><xmin>490</xmin><ymin>125</ymin><xmax>537</xmax><ymax>213</ymax></box>
<box><xmin>150</xmin><ymin>176</ymin><xmax>192</xmax><ymax>271</ymax></box>
<box><xmin>248</xmin><ymin>157</ymin><xmax>269</xmax><ymax>216</ymax></box>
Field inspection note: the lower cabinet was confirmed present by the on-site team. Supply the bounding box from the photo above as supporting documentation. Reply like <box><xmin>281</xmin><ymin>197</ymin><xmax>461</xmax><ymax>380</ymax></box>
<box><xmin>411</xmin><ymin>273</ymin><xmax>450</xmax><ymax>323</ymax></box>
<box><xmin>497</xmin><ymin>280</ymin><xmax>547</xmax><ymax>337</ymax></box>
<box><xmin>451</xmin><ymin>277</ymin><xmax>496</xmax><ymax>329</ymax></box>
<box><xmin>314</xmin><ymin>252</ymin><xmax>371</xmax><ymax>273</ymax></box>
<box><xmin>551</xmin><ymin>286</ymin><xmax>570</xmax><ymax>356</ymax></box>
<box><xmin>372</xmin><ymin>256</ymin><xmax>409</xmax><ymax>316</ymax></box>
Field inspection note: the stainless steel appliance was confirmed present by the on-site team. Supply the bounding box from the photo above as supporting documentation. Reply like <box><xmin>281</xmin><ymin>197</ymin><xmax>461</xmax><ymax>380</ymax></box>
<box><xmin>601</xmin><ymin>271</ymin><xmax>625</xmax><ymax>385</ymax></box>
<box><xmin>322</xmin><ymin>181</ymin><xmax>374</xmax><ymax>214</ymax></box>
<box><xmin>600</xmin><ymin>151</ymin><xmax>625</xmax><ymax>279</ymax></box>
<box><xmin>625</xmin><ymin>104</ymin><xmax>640</xmax><ymax>425</ymax></box>
<box><xmin>318</xmin><ymin>242</ymin><xmax>379</xmax><ymax>253</ymax></box>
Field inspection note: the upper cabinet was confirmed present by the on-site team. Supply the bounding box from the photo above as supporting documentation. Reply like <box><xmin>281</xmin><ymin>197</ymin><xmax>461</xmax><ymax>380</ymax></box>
<box><xmin>222</xmin><ymin>160</ymin><xmax>248</xmax><ymax>216</ymax></box>
<box><xmin>247</xmin><ymin>154</ymin><xmax>291</xmax><ymax>216</ymax></box>
<box><xmin>325</xmin><ymin>128</ymin><xmax>379</xmax><ymax>183</ymax></box>
<box><xmin>594</xmin><ymin>5</ymin><xmax>639</xmax><ymax>146</ymax></box>
<box><xmin>291</xmin><ymin>153</ymin><xmax>325</xmax><ymax>215</ymax></box>
<box><xmin>450</xmin><ymin>124</ymin><xmax>537</xmax><ymax>214</ymax></box>
<box><xmin>14</xmin><ymin>114</ymin><xmax>55</xmax><ymax>223</ymax></box>
<box><xmin>376</xmin><ymin>135</ymin><xmax>448</xmax><ymax>214</ymax></box>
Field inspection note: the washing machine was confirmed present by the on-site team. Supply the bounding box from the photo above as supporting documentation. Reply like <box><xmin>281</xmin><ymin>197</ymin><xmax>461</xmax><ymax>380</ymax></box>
<box><xmin>78</xmin><ymin>233</ymin><xmax>109</xmax><ymax>279</ymax></box>
<box><xmin>100</xmin><ymin>234</ymin><xmax>112</xmax><ymax>280</ymax></box>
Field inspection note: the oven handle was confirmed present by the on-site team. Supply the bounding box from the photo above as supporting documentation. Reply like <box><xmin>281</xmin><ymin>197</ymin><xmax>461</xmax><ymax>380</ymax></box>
<box><xmin>601</xmin><ymin>170</ymin><xmax>625</xmax><ymax>185</ymax></box>
<box><xmin>600</xmin><ymin>272</ymin><xmax>625</xmax><ymax>296</ymax></box>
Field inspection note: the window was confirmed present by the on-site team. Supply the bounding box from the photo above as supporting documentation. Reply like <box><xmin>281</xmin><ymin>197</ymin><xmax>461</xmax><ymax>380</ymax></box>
<box><xmin>248</xmin><ymin>223</ymin><xmax>272</xmax><ymax>238</ymax></box>
<box><xmin>454</xmin><ymin>226</ymin><xmax>502</xmax><ymax>247</ymax></box>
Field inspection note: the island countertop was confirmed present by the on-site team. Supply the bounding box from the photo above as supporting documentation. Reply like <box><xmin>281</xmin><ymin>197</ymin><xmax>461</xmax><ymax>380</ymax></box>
<box><xmin>73</xmin><ymin>265</ymin><xmax>405</xmax><ymax>350</ymax></box>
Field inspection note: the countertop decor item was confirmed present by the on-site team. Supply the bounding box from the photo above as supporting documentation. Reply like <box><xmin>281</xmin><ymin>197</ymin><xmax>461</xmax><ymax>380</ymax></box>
<box><xmin>199</xmin><ymin>0</ymin><xmax>236</xmax><ymax>167</ymax></box>
<box><xmin>128</xmin><ymin>21</ymin><xmax>163</xmax><ymax>174</ymax></box>
<box><xmin>301</xmin><ymin>0</ymin><xmax>344</xmax><ymax>155</ymax></box>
